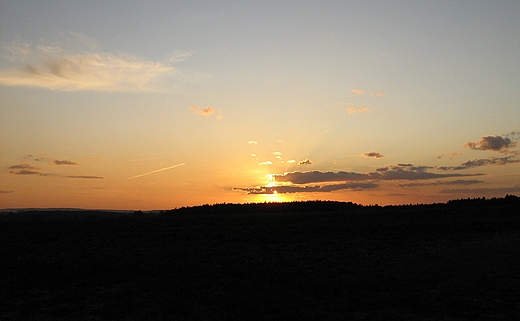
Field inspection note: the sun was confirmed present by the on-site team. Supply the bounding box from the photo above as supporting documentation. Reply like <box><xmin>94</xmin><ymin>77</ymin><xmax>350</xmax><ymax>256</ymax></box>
<box><xmin>252</xmin><ymin>191</ymin><xmax>292</xmax><ymax>203</ymax></box>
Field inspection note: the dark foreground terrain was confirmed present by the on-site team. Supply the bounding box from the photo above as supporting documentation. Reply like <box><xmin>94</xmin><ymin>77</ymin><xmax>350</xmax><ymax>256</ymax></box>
<box><xmin>1</xmin><ymin>197</ymin><xmax>520</xmax><ymax>320</ymax></box>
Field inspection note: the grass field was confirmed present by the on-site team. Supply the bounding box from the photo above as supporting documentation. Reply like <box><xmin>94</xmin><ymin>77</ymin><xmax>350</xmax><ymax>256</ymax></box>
<box><xmin>1</xmin><ymin>201</ymin><xmax>519</xmax><ymax>320</ymax></box>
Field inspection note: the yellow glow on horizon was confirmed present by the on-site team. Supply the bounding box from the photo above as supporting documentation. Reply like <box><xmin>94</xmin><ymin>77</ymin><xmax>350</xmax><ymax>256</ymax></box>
<box><xmin>253</xmin><ymin>192</ymin><xmax>292</xmax><ymax>203</ymax></box>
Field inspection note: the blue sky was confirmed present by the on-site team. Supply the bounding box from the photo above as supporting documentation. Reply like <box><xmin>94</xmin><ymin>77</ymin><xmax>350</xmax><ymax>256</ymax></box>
<box><xmin>1</xmin><ymin>1</ymin><xmax>519</xmax><ymax>209</ymax></box>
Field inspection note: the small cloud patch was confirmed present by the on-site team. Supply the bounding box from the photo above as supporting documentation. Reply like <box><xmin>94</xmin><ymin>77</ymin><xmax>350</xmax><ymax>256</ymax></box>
<box><xmin>465</xmin><ymin>135</ymin><xmax>516</xmax><ymax>153</ymax></box>
<box><xmin>363</xmin><ymin>152</ymin><xmax>385</xmax><ymax>159</ymax></box>
<box><xmin>351</xmin><ymin>88</ymin><xmax>365</xmax><ymax>95</ymax></box>
<box><xmin>298</xmin><ymin>158</ymin><xmax>313</xmax><ymax>165</ymax></box>
<box><xmin>52</xmin><ymin>160</ymin><xmax>79</xmax><ymax>165</ymax></box>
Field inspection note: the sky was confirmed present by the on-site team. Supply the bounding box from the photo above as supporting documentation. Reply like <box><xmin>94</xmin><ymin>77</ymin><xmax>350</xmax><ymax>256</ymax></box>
<box><xmin>1</xmin><ymin>1</ymin><xmax>519</xmax><ymax>210</ymax></box>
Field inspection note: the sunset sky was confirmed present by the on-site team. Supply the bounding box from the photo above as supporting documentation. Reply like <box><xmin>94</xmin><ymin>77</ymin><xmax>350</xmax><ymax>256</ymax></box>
<box><xmin>1</xmin><ymin>1</ymin><xmax>519</xmax><ymax>210</ymax></box>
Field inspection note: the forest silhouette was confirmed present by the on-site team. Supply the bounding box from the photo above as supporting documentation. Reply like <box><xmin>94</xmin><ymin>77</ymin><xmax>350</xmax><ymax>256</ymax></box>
<box><xmin>1</xmin><ymin>195</ymin><xmax>519</xmax><ymax>320</ymax></box>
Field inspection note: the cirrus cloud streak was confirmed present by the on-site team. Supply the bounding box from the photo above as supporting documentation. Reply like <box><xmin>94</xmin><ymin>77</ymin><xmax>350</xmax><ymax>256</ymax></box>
<box><xmin>0</xmin><ymin>37</ymin><xmax>205</xmax><ymax>93</ymax></box>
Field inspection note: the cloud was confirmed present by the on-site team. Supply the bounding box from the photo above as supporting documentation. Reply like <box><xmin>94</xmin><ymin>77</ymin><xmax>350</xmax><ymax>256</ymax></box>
<box><xmin>398</xmin><ymin>179</ymin><xmax>484</xmax><ymax>187</ymax></box>
<box><xmin>298</xmin><ymin>158</ymin><xmax>313</xmax><ymax>165</ymax></box>
<box><xmin>439</xmin><ymin>186</ymin><xmax>520</xmax><ymax>194</ymax></box>
<box><xmin>347</xmin><ymin>106</ymin><xmax>370</xmax><ymax>114</ymax></box>
<box><xmin>363</xmin><ymin>152</ymin><xmax>385</xmax><ymax>159</ymax></box>
<box><xmin>465</xmin><ymin>135</ymin><xmax>516</xmax><ymax>153</ymax></box>
<box><xmin>258</xmin><ymin>161</ymin><xmax>273</xmax><ymax>166</ymax></box>
<box><xmin>190</xmin><ymin>105</ymin><xmax>221</xmax><ymax>118</ymax></box>
<box><xmin>52</xmin><ymin>160</ymin><xmax>79</xmax><ymax>165</ymax></box>
<box><xmin>437</xmin><ymin>152</ymin><xmax>463</xmax><ymax>160</ymax></box>
<box><xmin>247</xmin><ymin>141</ymin><xmax>258</xmax><ymax>144</ymax></box>
<box><xmin>287</xmin><ymin>160</ymin><xmax>296</xmax><ymax>164</ymax></box>
<box><xmin>11</xmin><ymin>170</ymin><xmax>42</xmax><ymax>175</ymax></box>
<box><xmin>66</xmin><ymin>175</ymin><xmax>104</xmax><ymax>179</ymax></box>
<box><xmin>0</xmin><ymin>190</ymin><xmax>14</xmax><ymax>193</ymax></box>
<box><xmin>274</xmin><ymin>166</ymin><xmax>481</xmax><ymax>184</ymax></box>
<box><xmin>7</xmin><ymin>163</ymin><xmax>43</xmax><ymax>175</ymax></box>
<box><xmin>8</xmin><ymin>163</ymin><xmax>41</xmax><ymax>170</ymax></box>
<box><xmin>233</xmin><ymin>182</ymin><xmax>378</xmax><ymax>194</ymax></box>
<box><xmin>168</xmin><ymin>50</ymin><xmax>193</xmax><ymax>63</ymax></box>
<box><xmin>369</xmin><ymin>91</ymin><xmax>386</xmax><ymax>97</ymax></box>
<box><xmin>7</xmin><ymin>161</ymin><xmax>102</xmax><ymax>178</ymax></box>
<box><xmin>351</xmin><ymin>88</ymin><xmax>365</xmax><ymax>95</ymax></box>
<box><xmin>438</xmin><ymin>156</ymin><xmax>520</xmax><ymax>171</ymax></box>
<box><xmin>0</xmin><ymin>36</ymin><xmax>202</xmax><ymax>93</ymax></box>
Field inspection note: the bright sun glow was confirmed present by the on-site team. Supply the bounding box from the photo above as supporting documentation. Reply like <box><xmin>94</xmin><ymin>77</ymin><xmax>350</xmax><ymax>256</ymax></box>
<box><xmin>265</xmin><ymin>174</ymin><xmax>277</xmax><ymax>187</ymax></box>
<box><xmin>253</xmin><ymin>192</ymin><xmax>292</xmax><ymax>203</ymax></box>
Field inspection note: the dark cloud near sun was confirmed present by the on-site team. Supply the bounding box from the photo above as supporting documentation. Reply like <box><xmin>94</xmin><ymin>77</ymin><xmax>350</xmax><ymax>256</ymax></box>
<box><xmin>0</xmin><ymin>190</ymin><xmax>14</xmax><ymax>193</ymax></box>
<box><xmin>274</xmin><ymin>166</ymin><xmax>480</xmax><ymax>184</ymax></box>
<box><xmin>233</xmin><ymin>182</ymin><xmax>378</xmax><ymax>195</ymax></box>
<box><xmin>465</xmin><ymin>135</ymin><xmax>516</xmax><ymax>153</ymax></box>
<box><xmin>363</xmin><ymin>152</ymin><xmax>385</xmax><ymax>159</ymax></box>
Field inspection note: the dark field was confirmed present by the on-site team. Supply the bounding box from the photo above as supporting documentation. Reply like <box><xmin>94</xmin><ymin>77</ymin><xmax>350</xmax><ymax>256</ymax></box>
<box><xmin>1</xmin><ymin>200</ymin><xmax>520</xmax><ymax>320</ymax></box>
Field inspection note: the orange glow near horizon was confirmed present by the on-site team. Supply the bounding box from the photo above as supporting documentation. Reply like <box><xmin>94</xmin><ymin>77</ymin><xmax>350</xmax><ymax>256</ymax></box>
<box><xmin>252</xmin><ymin>192</ymin><xmax>293</xmax><ymax>203</ymax></box>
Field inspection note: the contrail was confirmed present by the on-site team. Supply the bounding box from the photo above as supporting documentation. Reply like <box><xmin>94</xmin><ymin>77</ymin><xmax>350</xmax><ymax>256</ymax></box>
<box><xmin>126</xmin><ymin>163</ymin><xmax>185</xmax><ymax>179</ymax></box>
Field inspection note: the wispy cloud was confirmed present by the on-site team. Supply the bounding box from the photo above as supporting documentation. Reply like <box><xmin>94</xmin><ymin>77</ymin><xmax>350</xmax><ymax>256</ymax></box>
<box><xmin>8</xmin><ymin>163</ymin><xmax>41</xmax><ymax>171</ymax></box>
<box><xmin>351</xmin><ymin>88</ymin><xmax>365</xmax><ymax>95</ymax></box>
<box><xmin>168</xmin><ymin>50</ymin><xmax>193</xmax><ymax>63</ymax></box>
<box><xmin>7</xmin><ymin>163</ymin><xmax>43</xmax><ymax>175</ymax></box>
<box><xmin>439</xmin><ymin>186</ymin><xmax>520</xmax><ymax>194</ymax></box>
<box><xmin>363</xmin><ymin>152</ymin><xmax>385</xmax><ymax>159</ymax></box>
<box><xmin>0</xmin><ymin>35</ymin><xmax>204</xmax><ymax>92</ymax></box>
<box><xmin>0</xmin><ymin>190</ymin><xmax>14</xmax><ymax>194</ymax></box>
<box><xmin>437</xmin><ymin>152</ymin><xmax>463</xmax><ymax>160</ymax></box>
<box><xmin>190</xmin><ymin>105</ymin><xmax>221</xmax><ymax>118</ymax></box>
<box><xmin>399</xmin><ymin>179</ymin><xmax>484</xmax><ymax>188</ymax></box>
<box><xmin>52</xmin><ymin>160</ymin><xmax>79</xmax><ymax>165</ymax></box>
<box><xmin>439</xmin><ymin>156</ymin><xmax>520</xmax><ymax>171</ymax></box>
<box><xmin>66</xmin><ymin>175</ymin><xmax>104</xmax><ymax>179</ymax></box>
<box><xmin>347</xmin><ymin>106</ymin><xmax>370</xmax><ymax>114</ymax></box>
<box><xmin>247</xmin><ymin>141</ymin><xmax>258</xmax><ymax>144</ymax></box>
<box><xmin>7</xmin><ymin>159</ymin><xmax>101</xmax><ymax>178</ymax></box>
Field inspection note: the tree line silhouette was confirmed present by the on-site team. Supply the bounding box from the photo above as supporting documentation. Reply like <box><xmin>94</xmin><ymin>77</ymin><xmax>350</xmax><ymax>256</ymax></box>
<box><xmin>162</xmin><ymin>194</ymin><xmax>520</xmax><ymax>216</ymax></box>
<box><xmin>1</xmin><ymin>194</ymin><xmax>518</xmax><ymax>219</ymax></box>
